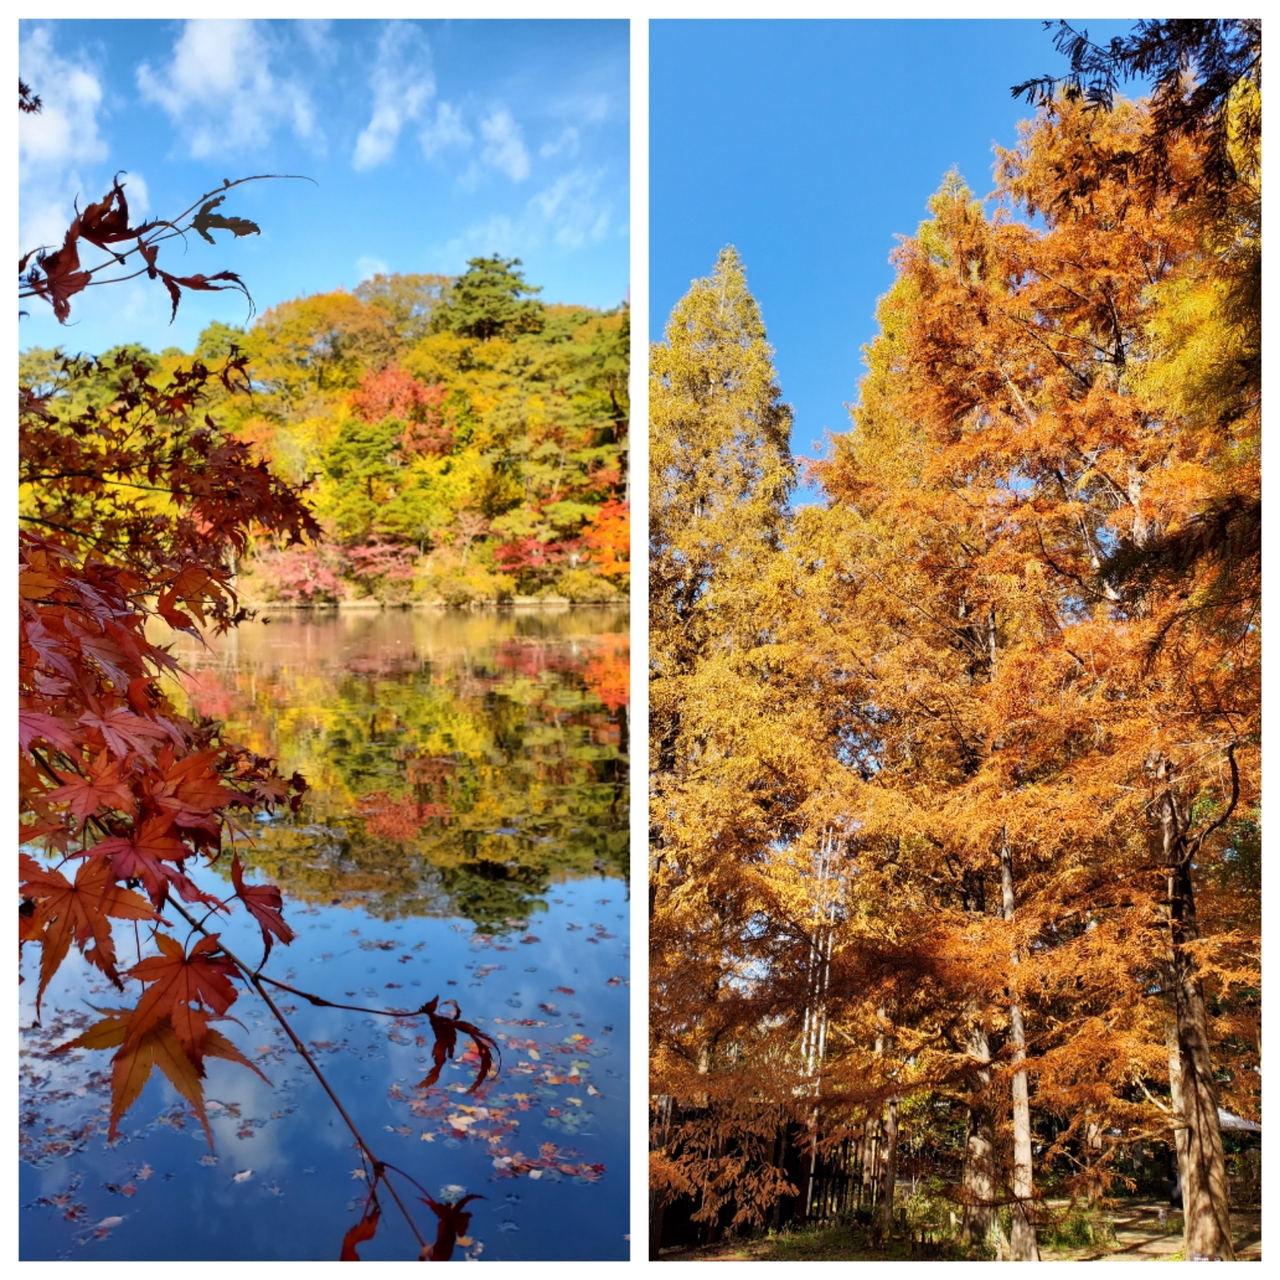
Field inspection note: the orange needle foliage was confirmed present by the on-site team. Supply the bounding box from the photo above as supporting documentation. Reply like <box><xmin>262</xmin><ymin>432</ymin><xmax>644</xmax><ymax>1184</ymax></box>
<box><xmin>650</xmin><ymin>89</ymin><xmax>1259</xmax><ymax>1262</ymax></box>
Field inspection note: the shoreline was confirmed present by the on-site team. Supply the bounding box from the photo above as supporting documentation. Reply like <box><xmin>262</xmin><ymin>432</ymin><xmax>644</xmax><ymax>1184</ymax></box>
<box><xmin>238</xmin><ymin>595</ymin><xmax>630</xmax><ymax>612</ymax></box>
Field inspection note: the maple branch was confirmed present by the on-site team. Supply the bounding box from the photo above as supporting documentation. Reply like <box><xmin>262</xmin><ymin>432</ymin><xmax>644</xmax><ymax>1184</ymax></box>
<box><xmin>253</xmin><ymin>972</ymin><xmax>418</xmax><ymax>1018</ymax></box>
<box><xmin>164</xmin><ymin>896</ymin><xmax>429</xmax><ymax>1252</ymax></box>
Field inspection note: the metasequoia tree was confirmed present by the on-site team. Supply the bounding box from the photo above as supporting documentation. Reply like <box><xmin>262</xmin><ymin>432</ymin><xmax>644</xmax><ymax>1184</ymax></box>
<box><xmin>649</xmin><ymin>87</ymin><xmax>1258</xmax><ymax>1260</ymax></box>
<box><xmin>650</xmin><ymin>249</ymin><xmax>849</xmax><ymax>1239</ymax></box>
<box><xmin>809</xmin><ymin>93</ymin><xmax>1257</xmax><ymax>1259</ymax></box>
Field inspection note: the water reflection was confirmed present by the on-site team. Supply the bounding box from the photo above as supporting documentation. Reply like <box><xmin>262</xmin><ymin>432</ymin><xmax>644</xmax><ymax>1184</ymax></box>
<box><xmin>165</xmin><ymin>608</ymin><xmax>630</xmax><ymax>930</ymax></box>
<box><xmin>20</xmin><ymin>606</ymin><xmax>631</xmax><ymax>1261</ymax></box>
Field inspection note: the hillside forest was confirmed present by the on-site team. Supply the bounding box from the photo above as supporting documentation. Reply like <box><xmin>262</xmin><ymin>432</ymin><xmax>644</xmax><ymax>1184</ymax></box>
<box><xmin>649</xmin><ymin>23</ymin><xmax>1259</xmax><ymax>1264</ymax></box>
<box><xmin>21</xmin><ymin>257</ymin><xmax>631</xmax><ymax>609</ymax></box>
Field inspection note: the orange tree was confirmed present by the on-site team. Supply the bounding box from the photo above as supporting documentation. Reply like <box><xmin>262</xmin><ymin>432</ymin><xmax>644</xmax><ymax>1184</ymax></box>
<box><xmin>808</xmin><ymin>91</ymin><xmax>1258</xmax><ymax>1260</ymax></box>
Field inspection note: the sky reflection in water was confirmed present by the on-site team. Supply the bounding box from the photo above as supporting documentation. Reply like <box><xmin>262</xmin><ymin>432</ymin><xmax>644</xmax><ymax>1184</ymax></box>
<box><xmin>19</xmin><ymin>608</ymin><xmax>630</xmax><ymax>1261</ymax></box>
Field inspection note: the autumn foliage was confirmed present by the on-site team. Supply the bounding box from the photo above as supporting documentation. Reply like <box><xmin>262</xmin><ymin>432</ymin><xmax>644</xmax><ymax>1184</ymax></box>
<box><xmin>650</xmin><ymin>57</ymin><xmax>1259</xmax><ymax>1263</ymax></box>
<box><xmin>19</xmin><ymin>118</ymin><xmax>504</xmax><ymax>1260</ymax></box>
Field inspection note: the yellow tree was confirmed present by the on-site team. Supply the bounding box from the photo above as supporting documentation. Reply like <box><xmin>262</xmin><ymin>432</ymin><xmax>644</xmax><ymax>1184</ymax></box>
<box><xmin>650</xmin><ymin>248</ymin><xmax>854</xmax><ymax>1240</ymax></box>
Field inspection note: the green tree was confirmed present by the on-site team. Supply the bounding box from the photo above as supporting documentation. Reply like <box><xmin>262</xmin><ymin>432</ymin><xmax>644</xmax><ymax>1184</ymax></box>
<box><xmin>431</xmin><ymin>255</ymin><xmax>545</xmax><ymax>342</ymax></box>
<box><xmin>355</xmin><ymin>272</ymin><xmax>453</xmax><ymax>343</ymax></box>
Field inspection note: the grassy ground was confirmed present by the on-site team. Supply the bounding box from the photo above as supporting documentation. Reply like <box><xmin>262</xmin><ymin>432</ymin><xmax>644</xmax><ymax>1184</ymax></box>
<box><xmin>657</xmin><ymin>1201</ymin><xmax>1262</xmax><ymax>1262</ymax></box>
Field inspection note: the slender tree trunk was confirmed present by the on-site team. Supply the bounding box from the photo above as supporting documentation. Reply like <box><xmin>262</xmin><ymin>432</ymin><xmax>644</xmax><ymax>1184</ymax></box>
<box><xmin>862</xmin><ymin>1121</ymin><xmax>880</xmax><ymax>1206</ymax></box>
<box><xmin>648</xmin><ymin>1193</ymin><xmax>666</xmax><ymax>1260</ymax></box>
<box><xmin>874</xmin><ymin>1098</ymin><xmax>900</xmax><ymax>1247</ymax></box>
<box><xmin>1160</xmin><ymin>773</ymin><xmax>1236</xmax><ymax>1260</ymax></box>
<box><xmin>1165</xmin><ymin>1020</ymin><xmax>1189</xmax><ymax>1211</ymax></box>
<box><xmin>962</xmin><ymin>1024</ymin><xmax>997</xmax><ymax>1246</ymax></box>
<box><xmin>1000</xmin><ymin>833</ymin><xmax>1040</xmax><ymax>1261</ymax></box>
<box><xmin>1085</xmin><ymin>1115</ymin><xmax>1105</xmax><ymax>1205</ymax></box>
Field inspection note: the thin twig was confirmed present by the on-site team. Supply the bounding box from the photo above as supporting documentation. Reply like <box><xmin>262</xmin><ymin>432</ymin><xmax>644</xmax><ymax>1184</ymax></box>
<box><xmin>166</xmin><ymin>897</ymin><xmax>428</xmax><ymax>1251</ymax></box>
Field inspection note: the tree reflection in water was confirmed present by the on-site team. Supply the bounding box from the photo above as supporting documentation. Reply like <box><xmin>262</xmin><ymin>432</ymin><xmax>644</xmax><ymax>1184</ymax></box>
<box><xmin>163</xmin><ymin>607</ymin><xmax>630</xmax><ymax>929</ymax></box>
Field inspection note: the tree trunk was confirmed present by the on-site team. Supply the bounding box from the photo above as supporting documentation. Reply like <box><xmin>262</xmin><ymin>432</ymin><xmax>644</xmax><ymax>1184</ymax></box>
<box><xmin>1165</xmin><ymin>1021</ymin><xmax>1188</xmax><ymax>1210</ymax></box>
<box><xmin>1085</xmin><ymin>1115</ymin><xmax>1105</xmax><ymax>1205</ymax></box>
<box><xmin>1159</xmin><ymin>771</ymin><xmax>1235</xmax><ymax>1260</ymax></box>
<box><xmin>862</xmin><ymin>1121</ymin><xmax>880</xmax><ymax>1206</ymax></box>
<box><xmin>962</xmin><ymin>1024</ymin><xmax>997</xmax><ymax>1247</ymax></box>
<box><xmin>648</xmin><ymin>1193</ymin><xmax>666</xmax><ymax>1260</ymax></box>
<box><xmin>874</xmin><ymin>1098</ymin><xmax>900</xmax><ymax>1247</ymax></box>
<box><xmin>1169</xmin><ymin>875</ymin><xmax>1235</xmax><ymax>1258</ymax></box>
<box><xmin>1000</xmin><ymin>834</ymin><xmax>1040</xmax><ymax>1261</ymax></box>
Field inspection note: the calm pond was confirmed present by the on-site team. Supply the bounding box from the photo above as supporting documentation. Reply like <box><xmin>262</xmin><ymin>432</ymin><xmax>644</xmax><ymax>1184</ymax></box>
<box><xmin>19</xmin><ymin>607</ymin><xmax>631</xmax><ymax>1261</ymax></box>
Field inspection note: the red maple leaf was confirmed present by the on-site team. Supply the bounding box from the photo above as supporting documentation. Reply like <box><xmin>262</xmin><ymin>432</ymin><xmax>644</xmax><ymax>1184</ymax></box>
<box><xmin>48</xmin><ymin>752</ymin><xmax>137</xmax><ymax>823</ymax></box>
<box><xmin>125</xmin><ymin>932</ymin><xmax>239</xmax><ymax>1056</ymax></box>
<box><xmin>84</xmin><ymin>814</ymin><xmax>193</xmax><ymax>905</ymax></box>
<box><xmin>19</xmin><ymin>852</ymin><xmax>155</xmax><ymax>1014</ymax></box>
<box><xmin>231</xmin><ymin>853</ymin><xmax>295</xmax><ymax>959</ymax></box>
<box><xmin>77</xmin><ymin>707</ymin><xmax>173</xmax><ymax>762</ymax></box>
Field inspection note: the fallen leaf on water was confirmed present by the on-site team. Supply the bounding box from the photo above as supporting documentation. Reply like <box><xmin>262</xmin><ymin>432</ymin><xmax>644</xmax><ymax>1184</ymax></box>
<box><xmin>232</xmin><ymin>1170</ymin><xmax>253</xmax><ymax>1183</ymax></box>
<box><xmin>341</xmin><ymin>1204</ymin><xmax>380</xmax><ymax>1261</ymax></box>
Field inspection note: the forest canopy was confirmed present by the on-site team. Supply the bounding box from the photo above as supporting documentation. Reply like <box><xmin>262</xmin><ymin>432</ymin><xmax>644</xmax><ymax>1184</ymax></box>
<box><xmin>21</xmin><ymin>256</ymin><xmax>631</xmax><ymax>609</ymax></box>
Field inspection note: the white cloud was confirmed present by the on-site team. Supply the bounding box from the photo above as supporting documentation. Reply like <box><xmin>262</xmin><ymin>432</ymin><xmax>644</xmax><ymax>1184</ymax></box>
<box><xmin>540</xmin><ymin>127</ymin><xmax>580</xmax><ymax>160</ymax></box>
<box><xmin>439</xmin><ymin>168</ymin><xmax>611</xmax><ymax>266</ymax></box>
<box><xmin>420</xmin><ymin>102</ymin><xmax>471</xmax><ymax>159</ymax></box>
<box><xmin>479</xmin><ymin>109</ymin><xmax>530</xmax><ymax>182</ymax></box>
<box><xmin>572</xmin><ymin>94</ymin><xmax>609</xmax><ymax>125</ymax></box>
<box><xmin>353</xmin><ymin>21</ymin><xmax>435</xmax><ymax>172</ymax></box>
<box><xmin>528</xmin><ymin>169</ymin><xmax>611</xmax><ymax>248</ymax></box>
<box><xmin>19</xmin><ymin>28</ymin><xmax>107</xmax><ymax>172</ymax></box>
<box><xmin>136</xmin><ymin>20</ymin><xmax>318</xmax><ymax>158</ymax></box>
<box><xmin>297</xmin><ymin>20</ymin><xmax>336</xmax><ymax>63</ymax></box>
<box><xmin>116</xmin><ymin>171</ymin><xmax>150</xmax><ymax>220</ymax></box>
<box><xmin>355</xmin><ymin>255</ymin><xmax>388</xmax><ymax>282</ymax></box>
<box><xmin>19</xmin><ymin>27</ymin><xmax>110</xmax><ymax>255</ymax></box>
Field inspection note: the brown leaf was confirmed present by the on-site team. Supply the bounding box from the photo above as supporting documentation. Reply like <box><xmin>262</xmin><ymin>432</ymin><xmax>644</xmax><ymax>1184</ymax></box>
<box><xmin>420</xmin><ymin>1194</ymin><xmax>481</xmax><ymax>1261</ymax></box>
<box><xmin>107</xmin><ymin>1014</ymin><xmax>214</xmax><ymax>1146</ymax></box>
<box><xmin>28</xmin><ymin>228</ymin><xmax>90</xmax><ymax>322</ymax></box>
<box><xmin>231</xmin><ymin>853</ymin><xmax>295</xmax><ymax>959</ymax></box>
<box><xmin>414</xmin><ymin>997</ymin><xmax>501</xmax><ymax>1094</ymax></box>
<box><xmin>125</xmin><ymin>932</ymin><xmax>239</xmax><ymax>1055</ymax></box>
<box><xmin>75</xmin><ymin>176</ymin><xmax>155</xmax><ymax>249</ymax></box>
<box><xmin>340</xmin><ymin>1203</ymin><xmax>380</xmax><ymax>1261</ymax></box>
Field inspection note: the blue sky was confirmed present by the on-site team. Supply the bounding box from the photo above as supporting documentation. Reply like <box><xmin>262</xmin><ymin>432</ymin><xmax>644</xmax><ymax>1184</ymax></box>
<box><xmin>19</xmin><ymin>18</ymin><xmax>630</xmax><ymax>356</ymax></box>
<box><xmin>650</xmin><ymin>18</ymin><xmax>1146</xmax><ymax>505</ymax></box>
